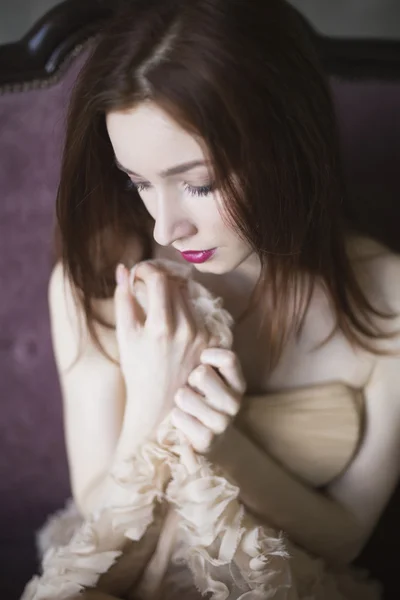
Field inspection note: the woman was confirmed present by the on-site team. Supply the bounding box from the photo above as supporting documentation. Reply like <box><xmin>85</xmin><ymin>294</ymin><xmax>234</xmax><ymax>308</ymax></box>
<box><xmin>46</xmin><ymin>0</ymin><xmax>400</xmax><ymax>597</ymax></box>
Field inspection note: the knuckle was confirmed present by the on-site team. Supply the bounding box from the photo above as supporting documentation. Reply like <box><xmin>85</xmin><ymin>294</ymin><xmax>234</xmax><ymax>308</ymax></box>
<box><xmin>197</xmin><ymin>430</ymin><xmax>214</xmax><ymax>454</ymax></box>
<box><xmin>177</xmin><ymin>322</ymin><xmax>196</xmax><ymax>344</ymax></box>
<box><xmin>149</xmin><ymin>321</ymin><xmax>171</xmax><ymax>339</ymax></box>
<box><xmin>197</xmin><ymin>330</ymin><xmax>210</xmax><ymax>346</ymax></box>
<box><xmin>213</xmin><ymin>414</ymin><xmax>230</xmax><ymax>434</ymax></box>
<box><xmin>226</xmin><ymin>398</ymin><xmax>241</xmax><ymax>417</ymax></box>
<box><xmin>199</xmin><ymin>364</ymin><xmax>209</xmax><ymax>375</ymax></box>
<box><xmin>187</xmin><ymin>369</ymin><xmax>198</xmax><ymax>387</ymax></box>
<box><xmin>192</xmin><ymin>364</ymin><xmax>208</xmax><ymax>382</ymax></box>
<box><xmin>224</xmin><ymin>350</ymin><xmax>237</xmax><ymax>367</ymax></box>
<box><xmin>175</xmin><ymin>388</ymin><xmax>185</xmax><ymax>401</ymax></box>
<box><xmin>177</xmin><ymin>387</ymin><xmax>192</xmax><ymax>407</ymax></box>
<box><xmin>134</xmin><ymin>263</ymin><xmax>156</xmax><ymax>280</ymax></box>
<box><xmin>239</xmin><ymin>379</ymin><xmax>247</xmax><ymax>395</ymax></box>
<box><xmin>150</xmin><ymin>272</ymin><xmax>167</xmax><ymax>288</ymax></box>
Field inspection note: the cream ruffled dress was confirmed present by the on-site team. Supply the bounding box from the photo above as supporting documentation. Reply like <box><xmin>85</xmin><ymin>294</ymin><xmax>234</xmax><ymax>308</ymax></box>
<box><xmin>22</xmin><ymin>260</ymin><xmax>381</xmax><ymax>600</ymax></box>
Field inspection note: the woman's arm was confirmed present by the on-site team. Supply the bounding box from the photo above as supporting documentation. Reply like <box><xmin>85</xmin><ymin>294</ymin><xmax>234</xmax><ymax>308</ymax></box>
<box><xmin>49</xmin><ymin>261</ymin><xmax>211</xmax><ymax>517</ymax></box>
<box><xmin>209</xmin><ymin>423</ymin><xmax>365</xmax><ymax>565</ymax></box>
<box><xmin>171</xmin><ymin>348</ymin><xmax>367</xmax><ymax>564</ymax></box>
<box><xmin>49</xmin><ymin>263</ymin><xmax>150</xmax><ymax>517</ymax></box>
<box><xmin>210</xmin><ymin>254</ymin><xmax>400</xmax><ymax>566</ymax></box>
<box><xmin>209</xmin><ymin>382</ymin><xmax>400</xmax><ymax>567</ymax></box>
<box><xmin>325</xmin><ymin>252</ymin><xmax>400</xmax><ymax>558</ymax></box>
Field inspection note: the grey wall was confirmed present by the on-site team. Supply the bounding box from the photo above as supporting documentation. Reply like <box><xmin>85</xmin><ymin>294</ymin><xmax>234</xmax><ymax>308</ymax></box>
<box><xmin>0</xmin><ymin>0</ymin><xmax>60</xmax><ymax>44</ymax></box>
<box><xmin>0</xmin><ymin>0</ymin><xmax>400</xmax><ymax>46</ymax></box>
<box><xmin>288</xmin><ymin>0</ymin><xmax>400</xmax><ymax>39</ymax></box>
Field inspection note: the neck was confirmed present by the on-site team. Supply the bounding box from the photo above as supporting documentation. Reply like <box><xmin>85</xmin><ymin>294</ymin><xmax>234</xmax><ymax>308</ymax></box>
<box><xmin>194</xmin><ymin>253</ymin><xmax>262</xmax><ymax>321</ymax></box>
<box><xmin>234</xmin><ymin>251</ymin><xmax>262</xmax><ymax>285</ymax></box>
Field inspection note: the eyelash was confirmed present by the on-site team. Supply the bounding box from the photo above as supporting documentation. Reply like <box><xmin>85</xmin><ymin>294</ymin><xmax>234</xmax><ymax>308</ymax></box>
<box><xmin>125</xmin><ymin>180</ymin><xmax>214</xmax><ymax>197</ymax></box>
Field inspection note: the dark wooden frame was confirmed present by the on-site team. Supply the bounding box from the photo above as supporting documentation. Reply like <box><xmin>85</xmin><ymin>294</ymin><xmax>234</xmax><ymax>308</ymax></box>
<box><xmin>319</xmin><ymin>37</ymin><xmax>400</xmax><ymax>80</ymax></box>
<box><xmin>0</xmin><ymin>0</ymin><xmax>118</xmax><ymax>89</ymax></box>
<box><xmin>0</xmin><ymin>0</ymin><xmax>400</xmax><ymax>91</ymax></box>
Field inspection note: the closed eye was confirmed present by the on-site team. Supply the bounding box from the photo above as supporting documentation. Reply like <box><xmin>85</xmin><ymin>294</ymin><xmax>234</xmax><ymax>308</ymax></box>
<box><xmin>183</xmin><ymin>183</ymin><xmax>214</xmax><ymax>197</ymax></box>
<box><xmin>126</xmin><ymin>180</ymin><xmax>151</xmax><ymax>193</ymax></box>
<box><xmin>126</xmin><ymin>179</ymin><xmax>214</xmax><ymax>197</ymax></box>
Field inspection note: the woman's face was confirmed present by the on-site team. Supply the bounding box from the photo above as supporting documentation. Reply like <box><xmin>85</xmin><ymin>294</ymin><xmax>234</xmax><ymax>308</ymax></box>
<box><xmin>106</xmin><ymin>102</ymin><xmax>254</xmax><ymax>275</ymax></box>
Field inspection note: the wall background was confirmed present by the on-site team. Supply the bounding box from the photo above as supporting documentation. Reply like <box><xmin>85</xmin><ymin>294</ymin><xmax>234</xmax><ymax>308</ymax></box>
<box><xmin>0</xmin><ymin>0</ymin><xmax>62</xmax><ymax>44</ymax></box>
<box><xmin>0</xmin><ymin>0</ymin><xmax>399</xmax><ymax>45</ymax></box>
<box><xmin>288</xmin><ymin>0</ymin><xmax>400</xmax><ymax>39</ymax></box>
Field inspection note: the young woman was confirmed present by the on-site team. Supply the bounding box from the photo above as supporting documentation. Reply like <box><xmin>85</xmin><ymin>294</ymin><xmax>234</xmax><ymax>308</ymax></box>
<box><xmin>47</xmin><ymin>0</ymin><xmax>400</xmax><ymax>596</ymax></box>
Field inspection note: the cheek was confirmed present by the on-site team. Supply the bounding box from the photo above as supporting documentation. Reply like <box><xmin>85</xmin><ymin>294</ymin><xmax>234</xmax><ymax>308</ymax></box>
<box><xmin>137</xmin><ymin>190</ymin><xmax>156</xmax><ymax>217</ymax></box>
<box><xmin>199</xmin><ymin>195</ymin><xmax>228</xmax><ymax>230</ymax></box>
<box><xmin>224</xmin><ymin>226</ymin><xmax>251</xmax><ymax>255</ymax></box>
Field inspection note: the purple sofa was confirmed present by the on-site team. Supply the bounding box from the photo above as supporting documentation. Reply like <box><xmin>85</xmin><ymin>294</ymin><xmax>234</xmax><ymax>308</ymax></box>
<box><xmin>0</xmin><ymin>3</ymin><xmax>399</xmax><ymax>599</ymax></box>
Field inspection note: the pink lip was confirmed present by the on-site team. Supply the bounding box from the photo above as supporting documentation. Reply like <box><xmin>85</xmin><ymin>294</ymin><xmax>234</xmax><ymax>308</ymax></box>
<box><xmin>180</xmin><ymin>248</ymin><xmax>216</xmax><ymax>264</ymax></box>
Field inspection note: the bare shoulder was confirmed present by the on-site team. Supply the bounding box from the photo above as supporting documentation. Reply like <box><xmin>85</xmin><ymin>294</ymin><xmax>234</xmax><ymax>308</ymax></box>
<box><xmin>349</xmin><ymin>236</ymin><xmax>400</xmax><ymax>339</ymax></box>
<box><xmin>48</xmin><ymin>262</ymin><xmax>119</xmax><ymax>370</ymax></box>
<box><xmin>348</xmin><ymin>239</ymin><xmax>400</xmax><ymax>422</ymax></box>
<box><xmin>326</xmin><ymin>239</ymin><xmax>400</xmax><ymax>542</ymax></box>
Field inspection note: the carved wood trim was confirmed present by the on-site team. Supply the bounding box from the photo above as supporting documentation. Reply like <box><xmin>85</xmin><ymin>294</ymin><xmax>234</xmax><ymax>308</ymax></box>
<box><xmin>0</xmin><ymin>0</ymin><xmax>399</xmax><ymax>92</ymax></box>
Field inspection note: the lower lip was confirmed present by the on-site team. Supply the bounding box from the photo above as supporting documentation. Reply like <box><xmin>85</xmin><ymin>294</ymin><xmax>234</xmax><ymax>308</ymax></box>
<box><xmin>180</xmin><ymin>249</ymin><xmax>217</xmax><ymax>264</ymax></box>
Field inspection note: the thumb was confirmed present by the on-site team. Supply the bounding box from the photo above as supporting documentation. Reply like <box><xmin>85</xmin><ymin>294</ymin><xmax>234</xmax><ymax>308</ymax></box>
<box><xmin>114</xmin><ymin>264</ymin><xmax>142</xmax><ymax>338</ymax></box>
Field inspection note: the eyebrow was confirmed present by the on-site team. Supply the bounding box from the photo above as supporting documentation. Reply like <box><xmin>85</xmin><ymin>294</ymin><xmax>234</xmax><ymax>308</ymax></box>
<box><xmin>115</xmin><ymin>158</ymin><xmax>209</xmax><ymax>179</ymax></box>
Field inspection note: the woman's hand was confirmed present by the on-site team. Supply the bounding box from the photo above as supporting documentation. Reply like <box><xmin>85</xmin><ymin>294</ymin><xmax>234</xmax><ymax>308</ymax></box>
<box><xmin>114</xmin><ymin>262</ymin><xmax>210</xmax><ymax>437</ymax></box>
<box><xmin>171</xmin><ymin>348</ymin><xmax>247</xmax><ymax>453</ymax></box>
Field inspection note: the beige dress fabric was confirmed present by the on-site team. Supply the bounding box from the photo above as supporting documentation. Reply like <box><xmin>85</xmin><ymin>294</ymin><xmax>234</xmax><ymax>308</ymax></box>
<box><xmin>21</xmin><ymin>260</ymin><xmax>380</xmax><ymax>600</ymax></box>
<box><xmin>131</xmin><ymin>382</ymin><xmax>368</xmax><ymax>600</ymax></box>
<box><xmin>237</xmin><ymin>381</ymin><xmax>364</xmax><ymax>488</ymax></box>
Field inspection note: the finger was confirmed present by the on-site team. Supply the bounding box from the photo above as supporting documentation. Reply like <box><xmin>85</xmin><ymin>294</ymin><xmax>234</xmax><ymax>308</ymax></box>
<box><xmin>187</xmin><ymin>364</ymin><xmax>241</xmax><ymax>416</ymax></box>
<box><xmin>170</xmin><ymin>282</ymin><xmax>199</xmax><ymax>336</ymax></box>
<box><xmin>171</xmin><ymin>408</ymin><xmax>214</xmax><ymax>454</ymax></box>
<box><xmin>132</xmin><ymin>261</ymin><xmax>164</xmax><ymax>281</ymax></box>
<box><xmin>114</xmin><ymin>264</ymin><xmax>144</xmax><ymax>336</ymax></box>
<box><xmin>199</xmin><ymin>348</ymin><xmax>247</xmax><ymax>396</ymax></box>
<box><xmin>132</xmin><ymin>261</ymin><xmax>184</xmax><ymax>285</ymax></box>
<box><xmin>175</xmin><ymin>387</ymin><xmax>230</xmax><ymax>434</ymax></box>
<box><xmin>133</xmin><ymin>264</ymin><xmax>173</xmax><ymax>333</ymax></box>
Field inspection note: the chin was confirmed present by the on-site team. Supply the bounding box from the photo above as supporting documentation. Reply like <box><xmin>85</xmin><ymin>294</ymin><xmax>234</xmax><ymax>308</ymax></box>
<box><xmin>193</xmin><ymin>256</ymin><xmax>242</xmax><ymax>275</ymax></box>
<box><xmin>194</xmin><ymin>262</ymin><xmax>229</xmax><ymax>274</ymax></box>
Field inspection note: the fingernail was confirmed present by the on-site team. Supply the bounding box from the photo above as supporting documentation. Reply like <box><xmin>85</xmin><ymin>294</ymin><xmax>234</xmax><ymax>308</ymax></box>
<box><xmin>116</xmin><ymin>264</ymin><xmax>128</xmax><ymax>287</ymax></box>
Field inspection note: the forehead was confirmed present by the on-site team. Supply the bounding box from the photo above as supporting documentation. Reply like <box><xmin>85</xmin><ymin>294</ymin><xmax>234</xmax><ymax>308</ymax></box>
<box><xmin>106</xmin><ymin>103</ymin><xmax>205</xmax><ymax>176</ymax></box>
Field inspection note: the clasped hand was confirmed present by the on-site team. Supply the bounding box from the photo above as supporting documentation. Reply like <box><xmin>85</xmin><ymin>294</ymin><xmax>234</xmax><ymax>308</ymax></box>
<box><xmin>114</xmin><ymin>262</ymin><xmax>246</xmax><ymax>453</ymax></box>
<box><xmin>172</xmin><ymin>347</ymin><xmax>246</xmax><ymax>453</ymax></box>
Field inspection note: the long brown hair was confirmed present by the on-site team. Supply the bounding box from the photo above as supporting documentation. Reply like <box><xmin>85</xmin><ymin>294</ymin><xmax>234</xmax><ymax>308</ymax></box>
<box><xmin>56</xmin><ymin>0</ymin><xmax>393</xmax><ymax>367</ymax></box>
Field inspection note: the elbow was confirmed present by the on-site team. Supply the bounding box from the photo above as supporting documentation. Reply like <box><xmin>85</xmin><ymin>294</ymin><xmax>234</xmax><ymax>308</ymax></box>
<box><xmin>330</xmin><ymin>545</ymin><xmax>361</xmax><ymax>567</ymax></box>
<box><xmin>339</xmin><ymin>537</ymin><xmax>367</xmax><ymax>566</ymax></box>
<box><xmin>72</xmin><ymin>470</ymin><xmax>107</xmax><ymax>518</ymax></box>
<box><xmin>74</xmin><ymin>493</ymin><xmax>89</xmax><ymax>519</ymax></box>
<box><xmin>325</xmin><ymin>532</ymin><xmax>367</xmax><ymax>567</ymax></box>
<box><xmin>321</xmin><ymin>502</ymin><xmax>369</xmax><ymax>566</ymax></box>
<box><xmin>73</xmin><ymin>482</ymin><xmax>94</xmax><ymax>519</ymax></box>
<box><xmin>74</xmin><ymin>484</ymin><xmax>100</xmax><ymax>519</ymax></box>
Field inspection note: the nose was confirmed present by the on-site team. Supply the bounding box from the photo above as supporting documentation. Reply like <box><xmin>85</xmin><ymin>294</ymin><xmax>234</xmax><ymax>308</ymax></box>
<box><xmin>152</xmin><ymin>193</ymin><xmax>196</xmax><ymax>247</ymax></box>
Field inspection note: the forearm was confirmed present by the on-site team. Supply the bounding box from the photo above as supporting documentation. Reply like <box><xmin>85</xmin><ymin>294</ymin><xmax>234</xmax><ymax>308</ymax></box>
<box><xmin>75</xmin><ymin>469</ymin><xmax>118</xmax><ymax>518</ymax></box>
<box><xmin>208</xmin><ymin>424</ymin><xmax>364</xmax><ymax>565</ymax></box>
<box><xmin>76</xmin><ymin>403</ymin><xmax>161</xmax><ymax>517</ymax></box>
